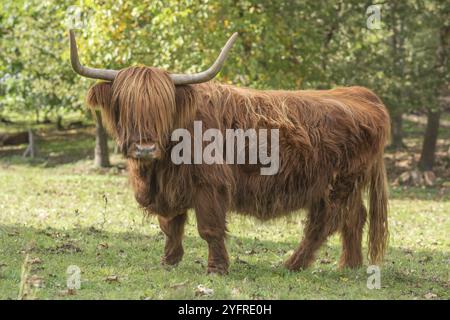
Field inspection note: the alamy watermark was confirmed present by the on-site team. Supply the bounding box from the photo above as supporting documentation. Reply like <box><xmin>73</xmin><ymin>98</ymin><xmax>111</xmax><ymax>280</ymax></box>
<box><xmin>170</xmin><ymin>121</ymin><xmax>280</xmax><ymax>175</ymax></box>
<box><xmin>366</xmin><ymin>5</ymin><xmax>382</xmax><ymax>30</ymax></box>
<box><xmin>366</xmin><ymin>265</ymin><xmax>381</xmax><ymax>289</ymax></box>
<box><xmin>66</xmin><ymin>265</ymin><xmax>81</xmax><ymax>290</ymax></box>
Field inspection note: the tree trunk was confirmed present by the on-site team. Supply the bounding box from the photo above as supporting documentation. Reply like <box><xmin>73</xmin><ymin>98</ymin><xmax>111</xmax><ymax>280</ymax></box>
<box><xmin>22</xmin><ymin>129</ymin><xmax>36</xmax><ymax>158</ymax></box>
<box><xmin>390</xmin><ymin>112</ymin><xmax>405</xmax><ymax>149</ymax></box>
<box><xmin>94</xmin><ymin>111</ymin><xmax>110</xmax><ymax>168</ymax></box>
<box><xmin>418</xmin><ymin>24</ymin><xmax>449</xmax><ymax>171</ymax></box>
<box><xmin>35</xmin><ymin>109</ymin><xmax>40</xmax><ymax>124</ymax></box>
<box><xmin>56</xmin><ymin>115</ymin><xmax>63</xmax><ymax>130</ymax></box>
<box><xmin>418</xmin><ymin>110</ymin><xmax>441</xmax><ymax>171</ymax></box>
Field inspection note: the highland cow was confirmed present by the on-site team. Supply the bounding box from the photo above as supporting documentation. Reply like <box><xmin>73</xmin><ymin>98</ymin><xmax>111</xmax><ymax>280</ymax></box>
<box><xmin>70</xmin><ymin>30</ymin><xmax>390</xmax><ymax>274</ymax></box>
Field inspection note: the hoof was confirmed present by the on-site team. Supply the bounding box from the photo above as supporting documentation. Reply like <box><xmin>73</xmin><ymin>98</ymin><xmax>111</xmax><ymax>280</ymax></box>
<box><xmin>284</xmin><ymin>262</ymin><xmax>302</xmax><ymax>272</ymax></box>
<box><xmin>284</xmin><ymin>255</ymin><xmax>310</xmax><ymax>271</ymax></box>
<box><xmin>207</xmin><ymin>265</ymin><xmax>228</xmax><ymax>275</ymax></box>
<box><xmin>161</xmin><ymin>254</ymin><xmax>183</xmax><ymax>266</ymax></box>
<box><xmin>338</xmin><ymin>261</ymin><xmax>363</xmax><ymax>270</ymax></box>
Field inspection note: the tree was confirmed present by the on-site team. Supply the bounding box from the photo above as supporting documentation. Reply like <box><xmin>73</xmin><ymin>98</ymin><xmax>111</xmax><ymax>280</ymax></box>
<box><xmin>94</xmin><ymin>111</ymin><xmax>110</xmax><ymax>168</ymax></box>
<box><xmin>370</xmin><ymin>1</ymin><xmax>425</xmax><ymax>150</ymax></box>
<box><xmin>0</xmin><ymin>1</ymin><xmax>87</xmax><ymax>121</ymax></box>
<box><xmin>1</xmin><ymin>0</ymin><xmax>111</xmax><ymax>166</ymax></box>
<box><xmin>418</xmin><ymin>4</ymin><xmax>450</xmax><ymax>171</ymax></box>
<box><xmin>2</xmin><ymin>0</ymin><xmax>447</xmax><ymax>172</ymax></box>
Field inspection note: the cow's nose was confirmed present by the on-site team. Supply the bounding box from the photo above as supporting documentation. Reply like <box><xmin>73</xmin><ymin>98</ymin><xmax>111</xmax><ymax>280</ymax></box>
<box><xmin>136</xmin><ymin>144</ymin><xmax>156</xmax><ymax>155</ymax></box>
<box><xmin>129</xmin><ymin>143</ymin><xmax>157</xmax><ymax>159</ymax></box>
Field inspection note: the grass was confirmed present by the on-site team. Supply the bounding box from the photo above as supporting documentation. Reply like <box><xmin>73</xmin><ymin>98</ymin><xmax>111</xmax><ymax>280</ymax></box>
<box><xmin>0</xmin><ymin>118</ymin><xmax>449</xmax><ymax>300</ymax></box>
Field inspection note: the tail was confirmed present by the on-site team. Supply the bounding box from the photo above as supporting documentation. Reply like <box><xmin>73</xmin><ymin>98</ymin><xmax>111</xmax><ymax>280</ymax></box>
<box><xmin>367</xmin><ymin>154</ymin><xmax>389</xmax><ymax>265</ymax></box>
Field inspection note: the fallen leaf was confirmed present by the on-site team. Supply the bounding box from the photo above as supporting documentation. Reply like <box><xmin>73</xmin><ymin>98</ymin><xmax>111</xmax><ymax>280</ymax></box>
<box><xmin>424</xmin><ymin>292</ymin><xmax>437</xmax><ymax>300</ymax></box>
<box><xmin>97</xmin><ymin>242</ymin><xmax>109</xmax><ymax>250</ymax></box>
<box><xmin>59</xmin><ymin>288</ymin><xmax>77</xmax><ymax>296</ymax></box>
<box><xmin>105</xmin><ymin>275</ymin><xmax>120</xmax><ymax>283</ymax></box>
<box><xmin>395</xmin><ymin>159</ymin><xmax>410</xmax><ymax>169</ymax></box>
<box><xmin>195</xmin><ymin>284</ymin><xmax>214</xmax><ymax>297</ymax></box>
<box><xmin>29</xmin><ymin>257</ymin><xmax>43</xmax><ymax>265</ymax></box>
<box><xmin>28</xmin><ymin>275</ymin><xmax>44</xmax><ymax>288</ymax></box>
<box><xmin>51</xmin><ymin>242</ymin><xmax>82</xmax><ymax>254</ymax></box>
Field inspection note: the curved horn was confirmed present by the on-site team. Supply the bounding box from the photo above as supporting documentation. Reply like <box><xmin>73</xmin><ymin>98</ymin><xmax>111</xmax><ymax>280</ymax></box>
<box><xmin>69</xmin><ymin>29</ymin><xmax>119</xmax><ymax>81</ymax></box>
<box><xmin>170</xmin><ymin>32</ymin><xmax>238</xmax><ymax>85</ymax></box>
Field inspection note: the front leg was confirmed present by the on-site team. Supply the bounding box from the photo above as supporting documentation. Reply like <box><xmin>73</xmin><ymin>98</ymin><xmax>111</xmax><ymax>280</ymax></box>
<box><xmin>194</xmin><ymin>187</ymin><xmax>230</xmax><ymax>275</ymax></box>
<box><xmin>158</xmin><ymin>213</ymin><xmax>187</xmax><ymax>265</ymax></box>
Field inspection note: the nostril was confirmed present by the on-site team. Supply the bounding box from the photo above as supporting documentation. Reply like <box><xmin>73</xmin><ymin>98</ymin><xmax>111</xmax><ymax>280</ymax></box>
<box><xmin>133</xmin><ymin>143</ymin><xmax>157</xmax><ymax>158</ymax></box>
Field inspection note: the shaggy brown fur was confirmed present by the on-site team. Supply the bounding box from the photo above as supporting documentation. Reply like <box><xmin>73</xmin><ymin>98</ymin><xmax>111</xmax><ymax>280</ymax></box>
<box><xmin>86</xmin><ymin>66</ymin><xmax>390</xmax><ymax>274</ymax></box>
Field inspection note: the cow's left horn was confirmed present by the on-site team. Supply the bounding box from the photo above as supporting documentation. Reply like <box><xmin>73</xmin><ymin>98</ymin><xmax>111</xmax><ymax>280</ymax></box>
<box><xmin>170</xmin><ymin>32</ymin><xmax>238</xmax><ymax>85</ymax></box>
<box><xmin>69</xmin><ymin>29</ymin><xmax>119</xmax><ymax>81</ymax></box>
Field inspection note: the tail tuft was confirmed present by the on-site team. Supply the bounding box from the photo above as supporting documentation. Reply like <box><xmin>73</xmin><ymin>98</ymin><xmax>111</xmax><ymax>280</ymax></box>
<box><xmin>368</xmin><ymin>155</ymin><xmax>389</xmax><ymax>265</ymax></box>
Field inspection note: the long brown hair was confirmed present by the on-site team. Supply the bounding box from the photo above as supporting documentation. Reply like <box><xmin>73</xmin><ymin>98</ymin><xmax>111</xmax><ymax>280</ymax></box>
<box><xmin>86</xmin><ymin>66</ymin><xmax>390</xmax><ymax>266</ymax></box>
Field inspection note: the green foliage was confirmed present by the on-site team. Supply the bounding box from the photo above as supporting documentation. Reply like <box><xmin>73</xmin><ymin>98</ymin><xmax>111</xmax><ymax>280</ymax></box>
<box><xmin>1</xmin><ymin>0</ymin><xmax>448</xmax><ymax>121</ymax></box>
<box><xmin>0</xmin><ymin>0</ymin><xmax>90</xmax><ymax>121</ymax></box>
<box><xmin>362</xmin><ymin>1</ymin><xmax>449</xmax><ymax>115</ymax></box>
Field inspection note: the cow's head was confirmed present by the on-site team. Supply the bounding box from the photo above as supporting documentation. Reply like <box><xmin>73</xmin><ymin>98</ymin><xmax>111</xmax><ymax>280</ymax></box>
<box><xmin>69</xmin><ymin>30</ymin><xmax>237</xmax><ymax>161</ymax></box>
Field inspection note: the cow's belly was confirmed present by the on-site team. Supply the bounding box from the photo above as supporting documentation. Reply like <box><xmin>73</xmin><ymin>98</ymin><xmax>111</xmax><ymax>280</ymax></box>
<box><xmin>232</xmin><ymin>168</ymin><xmax>310</xmax><ymax>221</ymax></box>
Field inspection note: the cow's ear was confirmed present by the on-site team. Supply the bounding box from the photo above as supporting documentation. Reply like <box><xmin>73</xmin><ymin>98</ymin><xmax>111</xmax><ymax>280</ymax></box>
<box><xmin>86</xmin><ymin>82</ymin><xmax>112</xmax><ymax>109</ymax></box>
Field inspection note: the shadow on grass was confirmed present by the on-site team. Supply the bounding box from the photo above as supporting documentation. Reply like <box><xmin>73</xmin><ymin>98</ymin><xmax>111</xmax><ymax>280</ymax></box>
<box><xmin>1</xmin><ymin>223</ymin><xmax>448</xmax><ymax>299</ymax></box>
<box><xmin>0</xmin><ymin>128</ymin><xmax>97</xmax><ymax>167</ymax></box>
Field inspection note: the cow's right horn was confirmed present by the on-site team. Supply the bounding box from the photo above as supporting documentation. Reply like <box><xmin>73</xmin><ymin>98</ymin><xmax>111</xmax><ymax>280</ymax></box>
<box><xmin>169</xmin><ymin>32</ymin><xmax>238</xmax><ymax>85</ymax></box>
<box><xmin>69</xmin><ymin>29</ymin><xmax>119</xmax><ymax>81</ymax></box>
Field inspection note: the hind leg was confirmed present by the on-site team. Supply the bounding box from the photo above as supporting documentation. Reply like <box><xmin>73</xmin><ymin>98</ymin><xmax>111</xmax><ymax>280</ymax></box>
<box><xmin>339</xmin><ymin>204</ymin><xmax>367</xmax><ymax>269</ymax></box>
<box><xmin>284</xmin><ymin>199</ymin><xmax>338</xmax><ymax>271</ymax></box>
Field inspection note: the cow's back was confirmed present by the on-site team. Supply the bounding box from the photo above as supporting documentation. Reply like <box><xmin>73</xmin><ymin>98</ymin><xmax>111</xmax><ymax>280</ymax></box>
<box><xmin>203</xmin><ymin>84</ymin><xmax>390</xmax><ymax>219</ymax></box>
